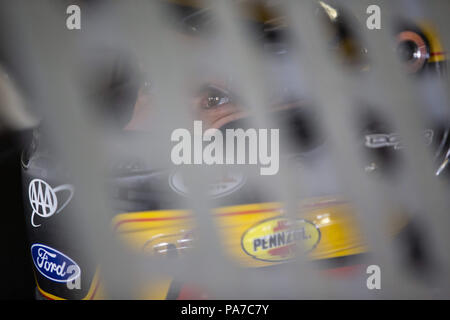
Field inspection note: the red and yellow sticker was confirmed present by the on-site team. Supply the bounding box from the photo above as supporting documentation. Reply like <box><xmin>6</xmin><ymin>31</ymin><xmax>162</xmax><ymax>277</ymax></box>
<box><xmin>241</xmin><ymin>218</ymin><xmax>321</xmax><ymax>262</ymax></box>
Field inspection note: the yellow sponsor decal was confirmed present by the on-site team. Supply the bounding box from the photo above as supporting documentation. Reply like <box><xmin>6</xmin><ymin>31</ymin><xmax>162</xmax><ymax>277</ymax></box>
<box><xmin>241</xmin><ymin>217</ymin><xmax>321</xmax><ymax>262</ymax></box>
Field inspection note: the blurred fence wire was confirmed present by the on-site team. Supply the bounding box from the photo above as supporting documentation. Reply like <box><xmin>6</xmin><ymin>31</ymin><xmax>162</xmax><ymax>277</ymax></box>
<box><xmin>2</xmin><ymin>0</ymin><xmax>450</xmax><ymax>299</ymax></box>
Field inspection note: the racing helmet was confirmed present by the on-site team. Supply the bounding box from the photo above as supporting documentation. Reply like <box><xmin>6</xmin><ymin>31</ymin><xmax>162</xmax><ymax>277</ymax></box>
<box><xmin>20</xmin><ymin>0</ymin><xmax>449</xmax><ymax>299</ymax></box>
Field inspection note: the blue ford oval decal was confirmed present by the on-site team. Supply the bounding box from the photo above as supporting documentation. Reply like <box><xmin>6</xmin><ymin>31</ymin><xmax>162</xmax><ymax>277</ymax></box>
<box><xmin>31</xmin><ymin>244</ymin><xmax>81</xmax><ymax>283</ymax></box>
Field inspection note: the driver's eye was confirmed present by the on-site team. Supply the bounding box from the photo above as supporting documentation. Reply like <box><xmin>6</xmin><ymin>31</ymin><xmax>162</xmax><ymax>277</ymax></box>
<box><xmin>199</xmin><ymin>85</ymin><xmax>231</xmax><ymax>109</ymax></box>
<box><xmin>395</xmin><ymin>30</ymin><xmax>429</xmax><ymax>73</ymax></box>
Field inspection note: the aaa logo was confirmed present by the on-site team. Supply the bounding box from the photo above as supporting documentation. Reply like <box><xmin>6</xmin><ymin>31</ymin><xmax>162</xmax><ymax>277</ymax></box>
<box><xmin>28</xmin><ymin>179</ymin><xmax>74</xmax><ymax>227</ymax></box>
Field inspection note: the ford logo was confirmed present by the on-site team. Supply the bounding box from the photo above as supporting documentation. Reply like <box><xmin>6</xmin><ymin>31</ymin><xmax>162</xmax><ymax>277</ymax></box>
<box><xmin>31</xmin><ymin>244</ymin><xmax>81</xmax><ymax>283</ymax></box>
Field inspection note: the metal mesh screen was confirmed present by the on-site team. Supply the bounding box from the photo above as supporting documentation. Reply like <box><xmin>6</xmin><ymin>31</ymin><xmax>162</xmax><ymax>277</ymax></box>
<box><xmin>1</xmin><ymin>0</ymin><xmax>450</xmax><ymax>299</ymax></box>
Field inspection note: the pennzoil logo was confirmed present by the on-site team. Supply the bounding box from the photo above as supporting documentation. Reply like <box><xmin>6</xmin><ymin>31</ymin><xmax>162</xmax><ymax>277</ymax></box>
<box><xmin>241</xmin><ymin>218</ymin><xmax>320</xmax><ymax>262</ymax></box>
